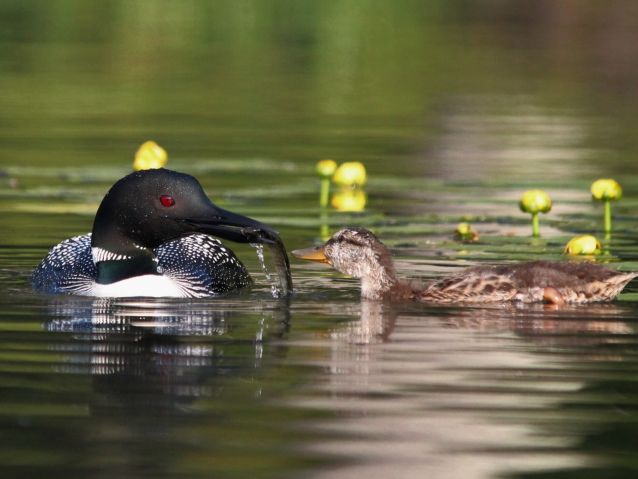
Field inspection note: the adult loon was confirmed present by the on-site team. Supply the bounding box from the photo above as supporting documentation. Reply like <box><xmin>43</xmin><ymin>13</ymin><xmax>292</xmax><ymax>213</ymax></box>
<box><xmin>293</xmin><ymin>227</ymin><xmax>637</xmax><ymax>304</ymax></box>
<box><xmin>32</xmin><ymin>168</ymin><xmax>291</xmax><ymax>298</ymax></box>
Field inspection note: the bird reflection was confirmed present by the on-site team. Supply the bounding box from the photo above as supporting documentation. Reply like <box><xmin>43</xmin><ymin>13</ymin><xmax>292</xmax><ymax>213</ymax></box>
<box><xmin>321</xmin><ymin>299</ymin><xmax>638</xmax><ymax>396</ymax></box>
<box><xmin>328</xmin><ymin>300</ymin><xmax>398</xmax><ymax>345</ymax></box>
<box><xmin>436</xmin><ymin>302</ymin><xmax>637</xmax><ymax>339</ymax></box>
<box><xmin>42</xmin><ymin>296</ymin><xmax>291</xmax><ymax>414</ymax></box>
<box><xmin>46</xmin><ymin>297</ymin><xmax>239</xmax><ymax>338</ymax></box>
<box><xmin>310</xmin><ymin>297</ymin><xmax>638</xmax><ymax>478</ymax></box>
<box><xmin>328</xmin><ymin>300</ymin><xmax>637</xmax><ymax>346</ymax></box>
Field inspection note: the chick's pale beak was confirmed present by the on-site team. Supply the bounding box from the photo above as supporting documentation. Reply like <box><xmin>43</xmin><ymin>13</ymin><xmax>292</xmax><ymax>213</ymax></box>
<box><xmin>292</xmin><ymin>245</ymin><xmax>329</xmax><ymax>264</ymax></box>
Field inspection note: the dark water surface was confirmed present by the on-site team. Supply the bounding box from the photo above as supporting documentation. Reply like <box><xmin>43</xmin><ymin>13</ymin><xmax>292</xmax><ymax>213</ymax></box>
<box><xmin>3</xmin><ymin>2</ymin><xmax>638</xmax><ymax>478</ymax></box>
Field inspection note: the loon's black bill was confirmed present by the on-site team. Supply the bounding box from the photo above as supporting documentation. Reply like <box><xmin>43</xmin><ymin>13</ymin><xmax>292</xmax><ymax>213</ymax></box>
<box><xmin>183</xmin><ymin>206</ymin><xmax>293</xmax><ymax>296</ymax></box>
<box><xmin>183</xmin><ymin>207</ymin><xmax>279</xmax><ymax>245</ymax></box>
<box><xmin>292</xmin><ymin>245</ymin><xmax>329</xmax><ymax>264</ymax></box>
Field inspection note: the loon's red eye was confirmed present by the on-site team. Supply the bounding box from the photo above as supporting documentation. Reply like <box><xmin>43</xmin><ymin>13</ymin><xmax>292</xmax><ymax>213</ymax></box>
<box><xmin>159</xmin><ymin>195</ymin><xmax>175</xmax><ymax>207</ymax></box>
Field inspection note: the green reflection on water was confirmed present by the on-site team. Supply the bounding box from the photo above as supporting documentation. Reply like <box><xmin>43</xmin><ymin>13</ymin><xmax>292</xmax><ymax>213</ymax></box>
<box><xmin>2</xmin><ymin>0</ymin><xmax>636</xmax><ymax>180</ymax></box>
<box><xmin>3</xmin><ymin>1</ymin><xmax>638</xmax><ymax>479</ymax></box>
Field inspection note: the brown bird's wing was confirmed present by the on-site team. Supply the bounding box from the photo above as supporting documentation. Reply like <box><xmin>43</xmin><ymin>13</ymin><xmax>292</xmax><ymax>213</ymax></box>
<box><xmin>419</xmin><ymin>261</ymin><xmax>637</xmax><ymax>304</ymax></box>
<box><xmin>507</xmin><ymin>261</ymin><xmax>638</xmax><ymax>303</ymax></box>
<box><xmin>419</xmin><ymin>268</ymin><xmax>519</xmax><ymax>304</ymax></box>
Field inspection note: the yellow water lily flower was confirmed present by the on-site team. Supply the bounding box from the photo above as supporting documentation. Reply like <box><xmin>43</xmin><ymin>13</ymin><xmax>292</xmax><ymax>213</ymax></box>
<box><xmin>316</xmin><ymin>159</ymin><xmax>338</xmax><ymax>178</ymax></box>
<box><xmin>591</xmin><ymin>178</ymin><xmax>622</xmax><ymax>233</ymax></box>
<box><xmin>317</xmin><ymin>159</ymin><xmax>338</xmax><ymax>207</ymax></box>
<box><xmin>519</xmin><ymin>189</ymin><xmax>552</xmax><ymax>237</ymax></box>
<box><xmin>564</xmin><ymin>235</ymin><xmax>601</xmax><ymax>255</ymax></box>
<box><xmin>455</xmin><ymin>222</ymin><xmax>479</xmax><ymax>242</ymax></box>
<box><xmin>331</xmin><ymin>188</ymin><xmax>367</xmax><ymax>212</ymax></box>
<box><xmin>519</xmin><ymin>189</ymin><xmax>552</xmax><ymax>214</ymax></box>
<box><xmin>591</xmin><ymin>178</ymin><xmax>622</xmax><ymax>201</ymax></box>
<box><xmin>133</xmin><ymin>141</ymin><xmax>168</xmax><ymax>171</ymax></box>
<box><xmin>332</xmin><ymin>162</ymin><xmax>367</xmax><ymax>186</ymax></box>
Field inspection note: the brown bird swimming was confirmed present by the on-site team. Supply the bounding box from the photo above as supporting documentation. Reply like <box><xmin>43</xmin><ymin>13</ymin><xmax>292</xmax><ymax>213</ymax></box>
<box><xmin>292</xmin><ymin>227</ymin><xmax>637</xmax><ymax>304</ymax></box>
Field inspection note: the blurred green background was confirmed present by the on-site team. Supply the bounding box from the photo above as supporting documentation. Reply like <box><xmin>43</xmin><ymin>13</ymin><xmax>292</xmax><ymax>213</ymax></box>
<box><xmin>2</xmin><ymin>0</ymin><xmax>638</xmax><ymax>178</ymax></box>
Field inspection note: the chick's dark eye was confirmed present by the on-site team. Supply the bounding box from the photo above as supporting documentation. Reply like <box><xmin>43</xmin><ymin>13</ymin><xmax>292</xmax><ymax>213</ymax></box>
<box><xmin>159</xmin><ymin>195</ymin><xmax>175</xmax><ymax>207</ymax></box>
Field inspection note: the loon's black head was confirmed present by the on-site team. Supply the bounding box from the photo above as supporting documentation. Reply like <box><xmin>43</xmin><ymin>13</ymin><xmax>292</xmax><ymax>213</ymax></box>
<box><xmin>91</xmin><ymin>168</ymin><xmax>280</xmax><ymax>259</ymax></box>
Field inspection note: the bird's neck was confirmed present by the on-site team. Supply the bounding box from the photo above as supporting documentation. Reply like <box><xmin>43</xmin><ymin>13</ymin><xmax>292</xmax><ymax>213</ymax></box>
<box><xmin>360</xmin><ymin>258</ymin><xmax>411</xmax><ymax>301</ymax></box>
<box><xmin>94</xmin><ymin>255</ymin><xmax>160</xmax><ymax>284</ymax></box>
<box><xmin>91</xmin><ymin>234</ymin><xmax>160</xmax><ymax>285</ymax></box>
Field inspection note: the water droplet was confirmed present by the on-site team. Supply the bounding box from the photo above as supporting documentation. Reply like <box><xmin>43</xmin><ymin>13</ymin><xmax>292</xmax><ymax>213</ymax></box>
<box><xmin>250</xmin><ymin>243</ymin><xmax>280</xmax><ymax>298</ymax></box>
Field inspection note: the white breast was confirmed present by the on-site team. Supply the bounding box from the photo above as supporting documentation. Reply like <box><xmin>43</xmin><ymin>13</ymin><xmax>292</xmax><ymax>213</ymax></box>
<box><xmin>88</xmin><ymin>275</ymin><xmax>190</xmax><ymax>298</ymax></box>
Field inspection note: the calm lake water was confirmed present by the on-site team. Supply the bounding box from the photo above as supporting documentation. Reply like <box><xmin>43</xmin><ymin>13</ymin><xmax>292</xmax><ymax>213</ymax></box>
<box><xmin>3</xmin><ymin>2</ymin><xmax>638</xmax><ymax>478</ymax></box>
